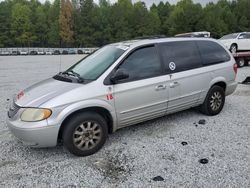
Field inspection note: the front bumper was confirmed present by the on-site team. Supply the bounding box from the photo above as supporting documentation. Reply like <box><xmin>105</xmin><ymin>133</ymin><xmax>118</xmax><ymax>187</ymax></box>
<box><xmin>7</xmin><ymin>118</ymin><xmax>59</xmax><ymax>148</ymax></box>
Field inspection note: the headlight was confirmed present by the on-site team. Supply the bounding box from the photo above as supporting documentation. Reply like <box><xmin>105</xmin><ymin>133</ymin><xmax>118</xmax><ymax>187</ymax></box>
<box><xmin>20</xmin><ymin>108</ymin><xmax>52</xmax><ymax>122</ymax></box>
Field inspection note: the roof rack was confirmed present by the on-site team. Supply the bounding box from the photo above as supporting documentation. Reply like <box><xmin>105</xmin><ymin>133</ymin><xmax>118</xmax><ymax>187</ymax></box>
<box><xmin>134</xmin><ymin>35</ymin><xmax>167</xmax><ymax>40</ymax></box>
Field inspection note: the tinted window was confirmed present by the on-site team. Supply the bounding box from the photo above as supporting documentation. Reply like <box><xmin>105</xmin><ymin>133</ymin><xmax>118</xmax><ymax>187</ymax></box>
<box><xmin>245</xmin><ymin>33</ymin><xmax>250</xmax><ymax>39</ymax></box>
<box><xmin>159</xmin><ymin>41</ymin><xmax>202</xmax><ymax>73</ymax></box>
<box><xmin>239</xmin><ymin>33</ymin><xmax>247</xmax><ymax>39</ymax></box>
<box><xmin>196</xmin><ymin>41</ymin><xmax>230</xmax><ymax>65</ymax></box>
<box><xmin>118</xmin><ymin>46</ymin><xmax>162</xmax><ymax>82</ymax></box>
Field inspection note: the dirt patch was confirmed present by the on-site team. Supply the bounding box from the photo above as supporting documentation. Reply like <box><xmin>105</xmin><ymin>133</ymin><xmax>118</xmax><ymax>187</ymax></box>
<box><xmin>94</xmin><ymin>150</ymin><xmax>134</xmax><ymax>184</ymax></box>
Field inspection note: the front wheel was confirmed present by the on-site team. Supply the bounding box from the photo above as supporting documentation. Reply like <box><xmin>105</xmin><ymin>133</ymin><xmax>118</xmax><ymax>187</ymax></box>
<box><xmin>200</xmin><ymin>86</ymin><xmax>225</xmax><ymax>116</ymax></box>
<box><xmin>62</xmin><ymin>112</ymin><xmax>108</xmax><ymax>156</ymax></box>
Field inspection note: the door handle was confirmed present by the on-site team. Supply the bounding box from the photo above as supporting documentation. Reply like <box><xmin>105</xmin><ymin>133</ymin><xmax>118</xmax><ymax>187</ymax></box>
<box><xmin>155</xmin><ymin>85</ymin><xmax>166</xmax><ymax>91</ymax></box>
<box><xmin>170</xmin><ymin>82</ymin><xmax>180</xmax><ymax>88</ymax></box>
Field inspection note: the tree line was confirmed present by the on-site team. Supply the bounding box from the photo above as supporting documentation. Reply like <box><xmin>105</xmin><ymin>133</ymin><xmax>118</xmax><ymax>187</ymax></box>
<box><xmin>0</xmin><ymin>0</ymin><xmax>249</xmax><ymax>48</ymax></box>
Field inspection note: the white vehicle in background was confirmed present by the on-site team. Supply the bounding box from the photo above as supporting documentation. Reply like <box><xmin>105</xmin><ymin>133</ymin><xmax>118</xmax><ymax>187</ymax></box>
<box><xmin>219</xmin><ymin>32</ymin><xmax>250</xmax><ymax>53</ymax></box>
<box><xmin>1</xmin><ymin>51</ymin><xmax>10</xmax><ymax>56</ymax></box>
<box><xmin>37</xmin><ymin>50</ymin><xmax>45</xmax><ymax>55</ymax></box>
<box><xmin>45</xmin><ymin>51</ymin><xmax>53</xmax><ymax>55</ymax></box>
<box><xmin>20</xmin><ymin>50</ymin><xmax>28</xmax><ymax>55</ymax></box>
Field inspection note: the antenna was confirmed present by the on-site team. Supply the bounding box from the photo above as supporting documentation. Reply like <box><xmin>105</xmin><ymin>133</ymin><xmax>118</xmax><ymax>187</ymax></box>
<box><xmin>59</xmin><ymin>41</ymin><xmax>62</xmax><ymax>72</ymax></box>
<box><xmin>59</xmin><ymin>50</ymin><xmax>62</xmax><ymax>72</ymax></box>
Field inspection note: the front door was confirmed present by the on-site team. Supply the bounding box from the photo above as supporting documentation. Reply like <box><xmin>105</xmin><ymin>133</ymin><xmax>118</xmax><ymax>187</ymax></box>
<box><xmin>113</xmin><ymin>45</ymin><xmax>169</xmax><ymax>128</ymax></box>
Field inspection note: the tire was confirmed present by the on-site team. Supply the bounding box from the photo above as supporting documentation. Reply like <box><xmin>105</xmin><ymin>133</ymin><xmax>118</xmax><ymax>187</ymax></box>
<box><xmin>229</xmin><ymin>44</ymin><xmax>237</xmax><ymax>54</ymax></box>
<box><xmin>62</xmin><ymin>112</ymin><xmax>108</xmax><ymax>156</ymax></box>
<box><xmin>200</xmin><ymin>86</ymin><xmax>225</xmax><ymax>116</ymax></box>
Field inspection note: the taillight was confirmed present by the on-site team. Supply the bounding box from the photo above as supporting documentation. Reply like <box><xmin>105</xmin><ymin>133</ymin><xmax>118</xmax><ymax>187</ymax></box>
<box><xmin>233</xmin><ymin>63</ymin><xmax>237</xmax><ymax>74</ymax></box>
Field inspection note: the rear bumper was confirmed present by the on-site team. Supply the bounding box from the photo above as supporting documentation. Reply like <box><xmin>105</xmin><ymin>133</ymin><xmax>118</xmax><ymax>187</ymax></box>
<box><xmin>7</xmin><ymin>119</ymin><xmax>59</xmax><ymax>148</ymax></box>
<box><xmin>226</xmin><ymin>81</ymin><xmax>238</xmax><ymax>96</ymax></box>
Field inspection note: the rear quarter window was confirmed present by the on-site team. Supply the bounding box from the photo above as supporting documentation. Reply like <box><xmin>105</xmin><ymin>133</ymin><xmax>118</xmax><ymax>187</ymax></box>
<box><xmin>158</xmin><ymin>41</ymin><xmax>202</xmax><ymax>73</ymax></box>
<box><xmin>196</xmin><ymin>41</ymin><xmax>231</xmax><ymax>65</ymax></box>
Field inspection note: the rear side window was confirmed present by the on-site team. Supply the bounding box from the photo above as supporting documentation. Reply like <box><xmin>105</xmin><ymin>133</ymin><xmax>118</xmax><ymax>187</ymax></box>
<box><xmin>159</xmin><ymin>41</ymin><xmax>202</xmax><ymax>73</ymax></box>
<box><xmin>196</xmin><ymin>41</ymin><xmax>230</xmax><ymax>65</ymax></box>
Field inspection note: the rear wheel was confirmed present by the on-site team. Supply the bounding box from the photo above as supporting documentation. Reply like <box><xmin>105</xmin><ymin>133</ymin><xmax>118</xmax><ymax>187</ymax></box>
<box><xmin>200</xmin><ymin>86</ymin><xmax>225</xmax><ymax>116</ymax></box>
<box><xmin>62</xmin><ymin>112</ymin><xmax>108</xmax><ymax>156</ymax></box>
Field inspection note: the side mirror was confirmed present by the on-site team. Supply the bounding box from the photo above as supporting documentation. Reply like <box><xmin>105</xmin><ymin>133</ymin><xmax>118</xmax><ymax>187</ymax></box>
<box><xmin>110</xmin><ymin>69</ymin><xmax>129</xmax><ymax>83</ymax></box>
<box><xmin>238</xmin><ymin>35</ymin><xmax>244</xmax><ymax>39</ymax></box>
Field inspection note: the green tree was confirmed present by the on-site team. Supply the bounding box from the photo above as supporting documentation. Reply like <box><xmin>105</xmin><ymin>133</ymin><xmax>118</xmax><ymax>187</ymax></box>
<box><xmin>0</xmin><ymin>1</ymin><xmax>13</xmax><ymax>47</ymax></box>
<box><xmin>11</xmin><ymin>3</ymin><xmax>34</xmax><ymax>46</ymax></box>
<box><xmin>167</xmin><ymin>0</ymin><xmax>203</xmax><ymax>35</ymax></box>
<box><xmin>47</xmin><ymin>0</ymin><xmax>60</xmax><ymax>47</ymax></box>
<box><xmin>34</xmin><ymin>5</ymin><xmax>48</xmax><ymax>46</ymax></box>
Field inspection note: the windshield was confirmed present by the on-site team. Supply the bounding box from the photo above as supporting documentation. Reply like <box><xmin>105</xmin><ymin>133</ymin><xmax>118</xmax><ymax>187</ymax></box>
<box><xmin>66</xmin><ymin>45</ymin><xmax>126</xmax><ymax>80</ymax></box>
<box><xmin>220</xmin><ymin>33</ymin><xmax>238</xmax><ymax>40</ymax></box>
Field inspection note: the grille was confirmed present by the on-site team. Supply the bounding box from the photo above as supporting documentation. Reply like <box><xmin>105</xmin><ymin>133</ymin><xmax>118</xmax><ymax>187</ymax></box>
<box><xmin>8</xmin><ymin>102</ymin><xmax>20</xmax><ymax>118</ymax></box>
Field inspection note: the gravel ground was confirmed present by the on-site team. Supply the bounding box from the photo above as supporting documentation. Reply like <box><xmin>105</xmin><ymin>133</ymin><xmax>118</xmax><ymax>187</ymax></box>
<box><xmin>0</xmin><ymin>55</ymin><xmax>249</xmax><ymax>187</ymax></box>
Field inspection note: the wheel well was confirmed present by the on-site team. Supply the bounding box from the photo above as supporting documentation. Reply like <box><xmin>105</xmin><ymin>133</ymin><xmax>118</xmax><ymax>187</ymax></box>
<box><xmin>57</xmin><ymin>107</ymin><xmax>113</xmax><ymax>143</ymax></box>
<box><xmin>231</xmin><ymin>43</ymin><xmax>237</xmax><ymax>48</ymax></box>
<box><xmin>212</xmin><ymin>82</ymin><xmax>226</xmax><ymax>91</ymax></box>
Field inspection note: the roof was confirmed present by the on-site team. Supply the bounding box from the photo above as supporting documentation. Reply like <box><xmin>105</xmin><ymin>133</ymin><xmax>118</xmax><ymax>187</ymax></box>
<box><xmin>110</xmin><ymin>37</ymin><xmax>218</xmax><ymax>49</ymax></box>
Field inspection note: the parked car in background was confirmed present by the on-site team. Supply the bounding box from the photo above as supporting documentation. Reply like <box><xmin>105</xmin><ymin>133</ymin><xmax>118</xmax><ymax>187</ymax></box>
<box><xmin>53</xmin><ymin>50</ymin><xmax>60</xmax><ymax>55</ymax></box>
<box><xmin>20</xmin><ymin>50</ymin><xmax>28</xmax><ymax>55</ymax></box>
<box><xmin>68</xmin><ymin>49</ymin><xmax>76</xmax><ymax>54</ymax></box>
<box><xmin>45</xmin><ymin>51</ymin><xmax>52</xmax><ymax>55</ymax></box>
<box><xmin>37</xmin><ymin>50</ymin><xmax>45</xmax><ymax>55</ymax></box>
<box><xmin>175</xmin><ymin>31</ymin><xmax>210</xmax><ymax>38</ymax></box>
<box><xmin>11</xmin><ymin>50</ymin><xmax>20</xmax><ymax>55</ymax></box>
<box><xmin>7</xmin><ymin>38</ymin><xmax>237</xmax><ymax>156</ymax></box>
<box><xmin>84</xmin><ymin>49</ymin><xmax>92</xmax><ymax>54</ymax></box>
<box><xmin>219</xmin><ymin>32</ymin><xmax>250</xmax><ymax>53</ymax></box>
<box><xmin>62</xmin><ymin>50</ymin><xmax>68</xmax><ymax>55</ymax></box>
<box><xmin>30</xmin><ymin>50</ymin><xmax>38</xmax><ymax>55</ymax></box>
<box><xmin>1</xmin><ymin>51</ymin><xmax>10</xmax><ymax>56</ymax></box>
<box><xmin>77</xmin><ymin>49</ymin><xmax>84</xmax><ymax>54</ymax></box>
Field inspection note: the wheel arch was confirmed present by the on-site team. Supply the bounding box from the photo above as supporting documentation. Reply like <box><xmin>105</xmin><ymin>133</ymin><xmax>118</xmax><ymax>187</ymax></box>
<box><xmin>211</xmin><ymin>81</ymin><xmax>226</xmax><ymax>91</ymax></box>
<box><xmin>209</xmin><ymin>77</ymin><xmax>227</xmax><ymax>91</ymax></box>
<box><xmin>57</xmin><ymin>104</ymin><xmax>116</xmax><ymax>143</ymax></box>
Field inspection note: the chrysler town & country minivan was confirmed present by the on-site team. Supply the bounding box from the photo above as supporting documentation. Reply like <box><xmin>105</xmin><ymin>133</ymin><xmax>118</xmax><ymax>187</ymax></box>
<box><xmin>7</xmin><ymin>38</ymin><xmax>237</xmax><ymax>156</ymax></box>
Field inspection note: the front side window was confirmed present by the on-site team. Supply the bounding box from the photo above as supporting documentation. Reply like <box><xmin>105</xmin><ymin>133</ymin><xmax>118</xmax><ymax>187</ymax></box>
<box><xmin>239</xmin><ymin>33</ymin><xmax>247</xmax><ymax>39</ymax></box>
<box><xmin>196</xmin><ymin>41</ymin><xmax>231</xmax><ymax>65</ymax></box>
<box><xmin>66</xmin><ymin>45</ymin><xmax>126</xmax><ymax>80</ymax></box>
<box><xmin>118</xmin><ymin>46</ymin><xmax>162</xmax><ymax>82</ymax></box>
<box><xmin>159</xmin><ymin>41</ymin><xmax>202</xmax><ymax>73</ymax></box>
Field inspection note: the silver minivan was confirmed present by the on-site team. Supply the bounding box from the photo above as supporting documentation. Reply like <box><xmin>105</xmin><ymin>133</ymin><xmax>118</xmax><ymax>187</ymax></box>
<box><xmin>7</xmin><ymin>38</ymin><xmax>238</xmax><ymax>156</ymax></box>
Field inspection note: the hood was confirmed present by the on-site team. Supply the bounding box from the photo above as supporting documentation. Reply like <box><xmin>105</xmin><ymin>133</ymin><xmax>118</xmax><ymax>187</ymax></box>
<box><xmin>15</xmin><ymin>78</ymin><xmax>82</xmax><ymax>107</ymax></box>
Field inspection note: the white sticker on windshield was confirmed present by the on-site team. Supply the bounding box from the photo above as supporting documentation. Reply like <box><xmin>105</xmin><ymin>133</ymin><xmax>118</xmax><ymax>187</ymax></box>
<box><xmin>116</xmin><ymin>46</ymin><xmax>129</xmax><ymax>51</ymax></box>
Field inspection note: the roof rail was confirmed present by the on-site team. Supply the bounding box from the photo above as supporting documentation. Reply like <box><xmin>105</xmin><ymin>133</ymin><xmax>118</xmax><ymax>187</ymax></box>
<box><xmin>134</xmin><ymin>35</ymin><xmax>167</xmax><ymax>40</ymax></box>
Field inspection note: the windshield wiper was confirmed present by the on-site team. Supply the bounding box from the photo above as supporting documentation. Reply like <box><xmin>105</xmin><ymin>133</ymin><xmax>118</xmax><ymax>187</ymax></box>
<box><xmin>61</xmin><ymin>70</ymin><xmax>84</xmax><ymax>83</ymax></box>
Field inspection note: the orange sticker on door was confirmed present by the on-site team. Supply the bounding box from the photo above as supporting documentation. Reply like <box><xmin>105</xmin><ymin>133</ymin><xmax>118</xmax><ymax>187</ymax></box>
<box><xmin>106</xmin><ymin>94</ymin><xmax>113</xmax><ymax>100</ymax></box>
